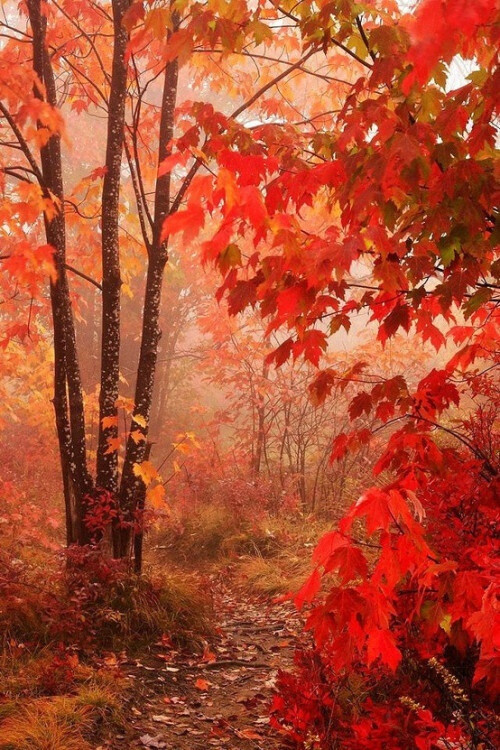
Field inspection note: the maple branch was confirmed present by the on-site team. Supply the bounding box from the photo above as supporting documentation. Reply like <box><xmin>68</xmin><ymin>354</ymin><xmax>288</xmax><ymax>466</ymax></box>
<box><xmin>59</xmin><ymin>55</ymin><xmax>108</xmax><ymax>107</ymax></box>
<box><xmin>414</xmin><ymin>414</ymin><xmax>497</xmax><ymax>476</ymax></box>
<box><xmin>64</xmin><ymin>198</ymin><xmax>100</xmax><ymax>219</ymax></box>
<box><xmin>372</xmin><ymin>414</ymin><xmax>497</xmax><ymax>476</ymax></box>
<box><xmin>0</xmin><ymin>102</ymin><xmax>44</xmax><ymax>185</ymax></box>
<box><xmin>124</xmin><ymin>135</ymin><xmax>152</xmax><ymax>251</ymax></box>
<box><xmin>169</xmin><ymin>147</ymin><xmax>206</xmax><ymax>216</ymax></box>
<box><xmin>171</xmin><ymin>49</ymin><xmax>319</xmax><ymax>213</ymax></box>
<box><xmin>1</xmin><ymin>166</ymin><xmax>34</xmax><ymax>183</ymax></box>
<box><xmin>450</xmin><ymin>363</ymin><xmax>499</xmax><ymax>383</ymax></box>
<box><xmin>64</xmin><ymin>263</ymin><xmax>102</xmax><ymax>291</ymax></box>
<box><xmin>329</xmin><ymin>37</ymin><xmax>373</xmax><ymax>69</ymax></box>
<box><xmin>51</xmin><ymin>0</ymin><xmax>111</xmax><ymax>85</ymax></box>
<box><xmin>356</xmin><ymin>15</ymin><xmax>376</xmax><ymax>62</ymax></box>
<box><xmin>231</xmin><ymin>48</ymin><xmax>316</xmax><ymax>120</ymax></box>
<box><xmin>194</xmin><ymin>48</ymin><xmax>353</xmax><ymax>86</ymax></box>
<box><xmin>275</xmin><ymin>4</ymin><xmax>372</xmax><ymax>69</ymax></box>
<box><xmin>0</xmin><ymin>21</ymin><xmax>32</xmax><ymax>40</ymax></box>
<box><xmin>89</xmin><ymin>0</ymin><xmax>112</xmax><ymax>22</ymax></box>
<box><xmin>127</xmin><ymin>54</ymin><xmax>155</xmax><ymax>230</ymax></box>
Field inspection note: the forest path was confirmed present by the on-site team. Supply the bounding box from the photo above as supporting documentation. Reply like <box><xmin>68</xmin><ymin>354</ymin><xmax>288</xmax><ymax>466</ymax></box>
<box><xmin>107</xmin><ymin>575</ymin><xmax>302</xmax><ymax>749</ymax></box>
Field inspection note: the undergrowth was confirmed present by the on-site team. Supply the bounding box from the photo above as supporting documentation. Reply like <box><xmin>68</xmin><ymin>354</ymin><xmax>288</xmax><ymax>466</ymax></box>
<box><xmin>0</xmin><ymin>652</ymin><xmax>125</xmax><ymax>750</ymax></box>
<box><xmin>0</xmin><ymin>547</ymin><xmax>213</xmax><ymax>651</ymax></box>
<box><xmin>153</xmin><ymin>503</ymin><xmax>286</xmax><ymax>562</ymax></box>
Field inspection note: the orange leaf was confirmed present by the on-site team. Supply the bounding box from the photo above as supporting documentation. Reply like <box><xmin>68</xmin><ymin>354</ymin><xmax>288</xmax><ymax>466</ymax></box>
<box><xmin>194</xmin><ymin>678</ymin><xmax>210</xmax><ymax>691</ymax></box>
<box><xmin>104</xmin><ymin>437</ymin><xmax>120</xmax><ymax>455</ymax></box>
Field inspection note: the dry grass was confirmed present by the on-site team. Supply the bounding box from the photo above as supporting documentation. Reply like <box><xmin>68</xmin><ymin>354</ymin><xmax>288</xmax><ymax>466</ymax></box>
<box><xmin>153</xmin><ymin>504</ymin><xmax>284</xmax><ymax>563</ymax></box>
<box><xmin>130</xmin><ymin>569</ymin><xmax>214</xmax><ymax>648</ymax></box>
<box><xmin>0</xmin><ymin>669</ymin><xmax>126</xmax><ymax>750</ymax></box>
<box><xmin>234</xmin><ymin>516</ymin><xmax>335</xmax><ymax>596</ymax></box>
<box><xmin>154</xmin><ymin>505</ymin><xmax>334</xmax><ymax>598</ymax></box>
<box><xmin>0</xmin><ymin>700</ymin><xmax>92</xmax><ymax>750</ymax></box>
<box><xmin>1</xmin><ymin>563</ymin><xmax>213</xmax><ymax>654</ymax></box>
<box><xmin>238</xmin><ymin>552</ymin><xmax>313</xmax><ymax>596</ymax></box>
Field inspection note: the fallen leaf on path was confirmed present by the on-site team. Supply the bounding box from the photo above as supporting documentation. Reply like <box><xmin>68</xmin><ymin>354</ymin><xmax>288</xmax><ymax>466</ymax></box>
<box><xmin>195</xmin><ymin>677</ymin><xmax>211</xmax><ymax>691</ymax></box>
<box><xmin>139</xmin><ymin>734</ymin><xmax>166</xmax><ymax>748</ymax></box>
<box><xmin>238</xmin><ymin>728</ymin><xmax>263</xmax><ymax>739</ymax></box>
<box><xmin>201</xmin><ymin>644</ymin><xmax>217</xmax><ymax>662</ymax></box>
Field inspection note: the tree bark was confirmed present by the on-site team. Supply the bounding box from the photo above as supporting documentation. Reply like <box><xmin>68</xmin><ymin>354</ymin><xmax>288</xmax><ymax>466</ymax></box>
<box><xmin>28</xmin><ymin>0</ymin><xmax>92</xmax><ymax>544</ymax></box>
<box><xmin>252</xmin><ymin>362</ymin><xmax>269</xmax><ymax>476</ymax></box>
<box><xmin>96</xmin><ymin>0</ymin><xmax>131</xmax><ymax>497</ymax></box>
<box><xmin>118</xmin><ymin>42</ymin><xmax>179</xmax><ymax>558</ymax></box>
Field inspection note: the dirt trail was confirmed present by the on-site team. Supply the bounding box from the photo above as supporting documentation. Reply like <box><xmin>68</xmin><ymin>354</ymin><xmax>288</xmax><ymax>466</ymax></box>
<box><xmin>105</xmin><ymin>576</ymin><xmax>302</xmax><ymax>749</ymax></box>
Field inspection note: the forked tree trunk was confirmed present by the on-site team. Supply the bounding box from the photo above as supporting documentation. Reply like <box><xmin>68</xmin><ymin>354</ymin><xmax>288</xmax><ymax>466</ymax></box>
<box><xmin>118</xmin><ymin>46</ymin><xmax>179</xmax><ymax>560</ymax></box>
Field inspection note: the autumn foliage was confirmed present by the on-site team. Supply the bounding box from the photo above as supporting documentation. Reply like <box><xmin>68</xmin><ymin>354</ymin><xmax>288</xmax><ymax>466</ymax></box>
<box><xmin>0</xmin><ymin>0</ymin><xmax>498</xmax><ymax>748</ymax></box>
<box><xmin>190</xmin><ymin>1</ymin><xmax>498</xmax><ymax>747</ymax></box>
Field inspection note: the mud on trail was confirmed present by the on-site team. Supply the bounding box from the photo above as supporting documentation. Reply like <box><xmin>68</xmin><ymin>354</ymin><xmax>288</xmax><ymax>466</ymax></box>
<box><xmin>103</xmin><ymin>577</ymin><xmax>303</xmax><ymax>750</ymax></box>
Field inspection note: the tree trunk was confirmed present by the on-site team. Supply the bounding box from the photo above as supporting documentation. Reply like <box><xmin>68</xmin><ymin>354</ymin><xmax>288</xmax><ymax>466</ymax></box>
<box><xmin>96</xmin><ymin>0</ymin><xmax>131</xmax><ymax>498</ymax></box>
<box><xmin>133</xmin><ymin>442</ymin><xmax>152</xmax><ymax>573</ymax></box>
<box><xmin>28</xmin><ymin>0</ymin><xmax>93</xmax><ymax>544</ymax></box>
<box><xmin>118</xmin><ymin>43</ymin><xmax>179</xmax><ymax>558</ymax></box>
<box><xmin>252</xmin><ymin>362</ymin><xmax>268</xmax><ymax>475</ymax></box>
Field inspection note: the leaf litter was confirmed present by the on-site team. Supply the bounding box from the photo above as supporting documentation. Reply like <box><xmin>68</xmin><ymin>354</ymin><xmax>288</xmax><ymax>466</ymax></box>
<box><xmin>102</xmin><ymin>575</ymin><xmax>303</xmax><ymax>749</ymax></box>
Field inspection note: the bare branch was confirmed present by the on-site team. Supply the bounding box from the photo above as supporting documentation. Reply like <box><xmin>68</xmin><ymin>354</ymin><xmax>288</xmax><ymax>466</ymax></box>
<box><xmin>0</xmin><ymin>102</ymin><xmax>44</xmax><ymax>185</ymax></box>
<box><xmin>64</xmin><ymin>263</ymin><xmax>102</xmax><ymax>291</ymax></box>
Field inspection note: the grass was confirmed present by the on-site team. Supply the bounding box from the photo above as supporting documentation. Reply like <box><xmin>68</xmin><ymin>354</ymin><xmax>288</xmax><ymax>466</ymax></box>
<box><xmin>0</xmin><ymin>655</ymin><xmax>126</xmax><ymax>750</ymax></box>
<box><xmin>153</xmin><ymin>504</ymin><xmax>284</xmax><ymax>563</ymax></box>
<box><xmin>0</xmin><ymin>697</ymin><xmax>94</xmax><ymax>750</ymax></box>
<box><xmin>0</xmin><ymin>560</ymin><xmax>213</xmax><ymax>749</ymax></box>
<box><xmin>1</xmin><ymin>553</ymin><xmax>213</xmax><ymax>653</ymax></box>
<box><xmin>153</xmin><ymin>504</ymin><xmax>334</xmax><ymax>597</ymax></box>
<box><xmin>238</xmin><ymin>552</ymin><xmax>312</xmax><ymax>596</ymax></box>
<box><xmin>0</xmin><ymin>707</ymin><xmax>91</xmax><ymax>750</ymax></box>
<box><xmin>0</xmin><ymin>504</ymin><xmax>334</xmax><ymax>750</ymax></box>
<box><xmin>125</xmin><ymin>569</ymin><xmax>214</xmax><ymax>648</ymax></box>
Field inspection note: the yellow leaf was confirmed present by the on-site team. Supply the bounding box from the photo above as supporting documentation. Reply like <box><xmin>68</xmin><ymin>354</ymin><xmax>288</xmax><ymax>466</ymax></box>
<box><xmin>190</xmin><ymin>147</ymin><xmax>207</xmax><ymax>162</ymax></box>
<box><xmin>133</xmin><ymin>414</ymin><xmax>147</xmax><ymax>428</ymax></box>
<box><xmin>115</xmin><ymin>396</ymin><xmax>135</xmax><ymax>413</ymax></box>
<box><xmin>145</xmin><ymin>7</ymin><xmax>171</xmax><ymax>37</ymax></box>
<box><xmin>130</xmin><ymin>430</ymin><xmax>145</xmax><ymax>444</ymax></box>
<box><xmin>216</xmin><ymin>168</ymin><xmax>239</xmax><ymax>210</ymax></box>
<box><xmin>147</xmin><ymin>483</ymin><xmax>167</xmax><ymax>509</ymax></box>
<box><xmin>185</xmin><ymin>431</ymin><xmax>200</xmax><ymax>448</ymax></box>
<box><xmin>133</xmin><ymin>460</ymin><xmax>159</xmax><ymax>486</ymax></box>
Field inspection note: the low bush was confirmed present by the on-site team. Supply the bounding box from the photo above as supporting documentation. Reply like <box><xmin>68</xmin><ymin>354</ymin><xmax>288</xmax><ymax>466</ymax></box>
<box><xmin>0</xmin><ymin>547</ymin><xmax>213</xmax><ymax>653</ymax></box>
